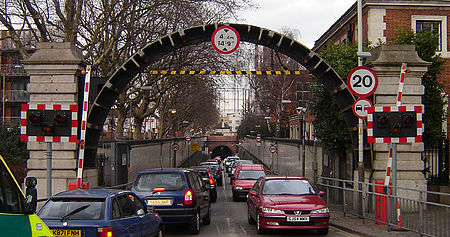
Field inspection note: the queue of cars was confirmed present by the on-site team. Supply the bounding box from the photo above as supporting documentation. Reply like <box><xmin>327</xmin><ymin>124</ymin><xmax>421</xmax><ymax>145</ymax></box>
<box><xmin>35</xmin><ymin>154</ymin><xmax>329</xmax><ymax>236</ymax></box>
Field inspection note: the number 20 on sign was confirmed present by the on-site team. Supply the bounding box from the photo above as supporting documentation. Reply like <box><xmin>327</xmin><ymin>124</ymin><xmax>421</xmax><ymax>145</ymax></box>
<box><xmin>347</xmin><ymin>66</ymin><xmax>378</xmax><ymax>98</ymax></box>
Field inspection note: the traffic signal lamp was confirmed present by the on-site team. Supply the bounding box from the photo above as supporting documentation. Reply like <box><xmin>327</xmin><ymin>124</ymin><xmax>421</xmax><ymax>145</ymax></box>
<box><xmin>372</xmin><ymin>111</ymin><xmax>417</xmax><ymax>138</ymax></box>
<box><xmin>26</xmin><ymin>110</ymin><xmax>72</xmax><ymax>136</ymax></box>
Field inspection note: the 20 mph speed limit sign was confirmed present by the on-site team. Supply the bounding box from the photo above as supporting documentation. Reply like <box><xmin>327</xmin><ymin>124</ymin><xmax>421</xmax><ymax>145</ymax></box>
<box><xmin>347</xmin><ymin>66</ymin><xmax>378</xmax><ymax>97</ymax></box>
<box><xmin>211</xmin><ymin>26</ymin><xmax>240</xmax><ymax>54</ymax></box>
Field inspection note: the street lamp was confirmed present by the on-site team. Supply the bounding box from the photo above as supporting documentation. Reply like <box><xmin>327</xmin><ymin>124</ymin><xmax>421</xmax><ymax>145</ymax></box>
<box><xmin>297</xmin><ymin>106</ymin><xmax>306</xmax><ymax>176</ymax></box>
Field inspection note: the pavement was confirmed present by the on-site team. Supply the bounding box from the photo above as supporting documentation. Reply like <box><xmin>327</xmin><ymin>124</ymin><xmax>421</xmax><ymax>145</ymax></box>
<box><xmin>329</xmin><ymin>210</ymin><xmax>419</xmax><ymax>237</ymax></box>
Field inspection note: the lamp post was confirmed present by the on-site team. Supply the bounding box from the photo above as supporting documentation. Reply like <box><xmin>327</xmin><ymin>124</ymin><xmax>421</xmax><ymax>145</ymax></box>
<box><xmin>297</xmin><ymin>106</ymin><xmax>306</xmax><ymax>176</ymax></box>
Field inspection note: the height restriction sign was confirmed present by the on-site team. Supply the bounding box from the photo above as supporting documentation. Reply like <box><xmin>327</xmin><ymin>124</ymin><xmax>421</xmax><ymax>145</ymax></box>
<box><xmin>211</xmin><ymin>26</ymin><xmax>240</xmax><ymax>54</ymax></box>
<box><xmin>347</xmin><ymin>66</ymin><xmax>378</xmax><ymax>97</ymax></box>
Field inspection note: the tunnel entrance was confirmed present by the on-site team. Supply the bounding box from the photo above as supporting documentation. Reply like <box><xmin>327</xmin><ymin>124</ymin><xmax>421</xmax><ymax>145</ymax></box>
<box><xmin>211</xmin><ymin>146</ymin><xmax>233</xmax><ymax>160</ymax></box>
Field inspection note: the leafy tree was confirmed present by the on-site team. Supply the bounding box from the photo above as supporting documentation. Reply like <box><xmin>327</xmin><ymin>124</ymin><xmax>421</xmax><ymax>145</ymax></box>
<box><xmin>394</xmin><ymin>28</ymin><xmax>446</xmax><ymax>144</ymax></box>
<box><xmin>0</xmin><ymin>124</ymin><xmax>29</xmax><ymax>183</ymax></box>
<box><xmin>310</xmin><ymin>42</ymin><xmax>358</xmax><ymax>153</ymax></box>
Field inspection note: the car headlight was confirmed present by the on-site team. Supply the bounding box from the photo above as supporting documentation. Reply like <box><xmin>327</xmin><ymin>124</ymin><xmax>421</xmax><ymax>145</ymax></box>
<box><xmin>262</xmin><ymin>207</ymin><xmax>285</xmax><ymax>214</ymax></box>
<box><xmin>235</xmin><ymin>186</ymin><xmax>243</xmax><ymax>190</ymax></box>
<box><xmin>311</xmin><ymin>207</ymin><xmax>329</xmax><ymax>214</ymax></box>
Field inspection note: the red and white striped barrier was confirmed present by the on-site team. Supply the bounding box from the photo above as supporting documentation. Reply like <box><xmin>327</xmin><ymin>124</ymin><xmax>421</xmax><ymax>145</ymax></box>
<box><xmin>20</xmin><ymin>103</ymin><xmax>77</xmax><ymax>142</ymax></box>
<box><xmin>76</xmin><ymin>65</ymin><xmax>92</xmax><ymax>188</ymax></box>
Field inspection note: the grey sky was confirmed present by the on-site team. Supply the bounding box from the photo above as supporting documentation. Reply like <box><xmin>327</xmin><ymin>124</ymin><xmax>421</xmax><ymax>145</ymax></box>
<box><xmin>237</xmin><ymin>0</ymin><xmax>356</xmax><ymax>48</ymax></box>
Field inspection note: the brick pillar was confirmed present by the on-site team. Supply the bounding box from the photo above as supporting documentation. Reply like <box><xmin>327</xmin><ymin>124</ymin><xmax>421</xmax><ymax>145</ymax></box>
<box><xmin>23</xmin><ymin>42</ymin><xmax>86</xmax><ymax>199</ymax></box>
<box><xmin>366</xmin><ymin>45</ymin><xmax>430</xmax><ymax>199</ymax></box>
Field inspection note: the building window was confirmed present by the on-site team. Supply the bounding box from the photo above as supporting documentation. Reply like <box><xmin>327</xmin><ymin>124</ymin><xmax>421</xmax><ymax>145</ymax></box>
<box><xmin>412</xmin><ymin>15</ymin><xmax>448</xmax><ymax>56</ymax></box>
<box><xmin>416</xmin><ymin>20</ymin><xmax>442</xmax><ymax>51</ymax></box>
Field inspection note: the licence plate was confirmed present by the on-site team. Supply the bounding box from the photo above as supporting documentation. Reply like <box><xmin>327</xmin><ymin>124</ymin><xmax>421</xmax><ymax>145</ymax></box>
<box><xmin>146</xmin><ymin>199</ymin><xmax>172</xmax><ymax>206</ymax></box>
<box><xmin>287</xmin><ymin>216</ymin><xmax>309</xmax><ymax>222</ymax></box>
<box><xmin>51</xmin><ymin>229</ymin><xmax>81</xmax><ymax>237</ymax></box>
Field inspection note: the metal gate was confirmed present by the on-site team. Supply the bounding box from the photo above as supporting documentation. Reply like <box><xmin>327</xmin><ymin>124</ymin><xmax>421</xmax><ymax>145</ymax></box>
<box><xmin>422</xmin><ymin>137</ymin><xmax>449</xmax><ymax>184</ymax></box>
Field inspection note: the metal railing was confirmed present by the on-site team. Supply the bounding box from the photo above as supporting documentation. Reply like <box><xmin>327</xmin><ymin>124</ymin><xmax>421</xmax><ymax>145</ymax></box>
<box><xmin>318</xmin><ymin>177</ymin><xmax>450</xmax><ymax>237</ymax></box>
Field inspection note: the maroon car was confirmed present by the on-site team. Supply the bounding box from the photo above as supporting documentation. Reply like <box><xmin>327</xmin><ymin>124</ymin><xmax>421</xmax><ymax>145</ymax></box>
<box><xmin>247</xmin><ymin>176</ymin><xmax>329</xmax><ymax>235</ymax></box>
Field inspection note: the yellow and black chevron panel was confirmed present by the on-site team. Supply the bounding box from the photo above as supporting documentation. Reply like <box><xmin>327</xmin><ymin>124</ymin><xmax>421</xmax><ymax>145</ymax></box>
<box><xmin>148</xmin><ymin>70</ymin><xmax>303</xmax><ymax>75</ymax></box>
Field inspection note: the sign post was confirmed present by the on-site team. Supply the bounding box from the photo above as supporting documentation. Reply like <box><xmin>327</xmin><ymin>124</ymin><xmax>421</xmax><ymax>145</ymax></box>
<box><xmin>348</xmin><ymin>65</ymin><xmax>378</xmax><ymax>217</ymax></box>
<box><xmin>172</xmin><ymin>142</ymin><xmax>179</xmax><ymax>168</ymax></box>
<box><xmin>269</xmin><ymin>144</ymin><xmax>277</xmax><ymax>173</ymax></box>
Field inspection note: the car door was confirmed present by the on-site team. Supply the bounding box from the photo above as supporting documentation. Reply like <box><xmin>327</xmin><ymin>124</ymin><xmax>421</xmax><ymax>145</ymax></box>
<box><xmin>129</xmin><ymin>193</ymin><xmax>160</xmax><ymax>236</ymax></box>
<box><xmin>248</xmin><ymin>178</ymin><xmax>263</xmax><ymax>219</ymax></box>
<box><xmin>188</xmin><ymin>172</ymin><xmax>209</xmax><ymax>216</ymax></box>
<box><xmin>110</xmin><ymin>194</ymin><xmax>143</xmax><ymax>237</ymax></box>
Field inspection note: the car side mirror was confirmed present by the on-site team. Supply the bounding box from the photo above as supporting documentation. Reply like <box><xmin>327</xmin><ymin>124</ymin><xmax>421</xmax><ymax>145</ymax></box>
<box><xmin>24</xmin><ymin>177</ymin><xmax>37</xmax><ymax>213</ymax></box>
<box><xmin>319</xmin><ymin>191</ymin><xmax>325</xmax><ymax>197</ymax></box>
<box><xmin>248</xmin><ymin>190</ymin><xmax>257</xmax><ymax>197</ymax></box>
<box><xmin>137</xmin><ymin>208</ymin><xmax>145</xmax><ymax>216</ymax></box>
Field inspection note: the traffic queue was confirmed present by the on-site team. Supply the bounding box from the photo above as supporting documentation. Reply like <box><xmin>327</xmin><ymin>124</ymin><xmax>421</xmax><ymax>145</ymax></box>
<box><xmin>3</xmin><ymin>155</ymin><xmax>330</xmax><ymax>236</ymax></box>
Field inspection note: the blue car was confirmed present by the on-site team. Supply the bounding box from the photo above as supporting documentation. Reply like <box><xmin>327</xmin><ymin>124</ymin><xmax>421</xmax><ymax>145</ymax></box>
<box><xmin>38</xmin><ymin>189</ymin><xmax>163</xmax><ymax>237</ymax></box>
<box><xmin>131</xmin><ymin>169</ymin><xmax>211</xmax><ymax>234</ymax></box>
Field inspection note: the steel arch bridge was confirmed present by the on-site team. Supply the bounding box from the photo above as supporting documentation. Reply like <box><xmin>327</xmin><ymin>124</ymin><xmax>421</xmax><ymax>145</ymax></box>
<box><xmin>84</xmin><ymin>23</ymin><xmax>358</xmax><ymax>165</ymax></box>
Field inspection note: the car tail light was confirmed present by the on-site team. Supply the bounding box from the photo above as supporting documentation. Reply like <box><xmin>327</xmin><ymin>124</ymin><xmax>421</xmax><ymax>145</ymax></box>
<box><xmin>217</xmin><ymin>168</ymin><xmax>221</xmax><ymax>175</ymax></box>
<box><xmin>184</xmin><ymin>189</ymin><xmax>193</xmax><ymax>205</ymax></box>
<box><xmin>209</xmin><ymin>177</ymin><xmax>215</xmax><ymax>185</ymax></box>
<box><xmin>98</xmin><ymin>227</ymin><xmax>113</xmax><ymax>237</ymax></box>
<box><xmin>153</xmin><ymin>187</ymin><xmax>166</xmax><ymax>192</ymax></box>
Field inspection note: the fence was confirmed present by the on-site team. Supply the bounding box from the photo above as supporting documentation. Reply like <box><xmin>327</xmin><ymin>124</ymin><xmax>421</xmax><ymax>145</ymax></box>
<box><xmin>422</xmin><ymin>137</ymin><xmax>449</xmax><ymax>185</ymax></box>
<box><xmin>318</xmin><ymin>176</ymin><xmax>450</xmax><ymax>237</ymax></box>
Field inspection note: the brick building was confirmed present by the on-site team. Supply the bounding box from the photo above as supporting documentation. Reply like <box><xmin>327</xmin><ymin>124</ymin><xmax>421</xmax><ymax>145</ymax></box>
<box><xmin>313</xmin><ymin>0</ymin><xmax>450</xmax><ymax>137</ymax></box>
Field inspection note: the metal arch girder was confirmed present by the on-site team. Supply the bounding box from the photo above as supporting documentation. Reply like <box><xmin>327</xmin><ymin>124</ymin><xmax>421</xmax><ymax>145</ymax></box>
<box><xmin>84</xmin><ymin>23</ymin><xmax>357</xmax><ymax>163</ymax></box>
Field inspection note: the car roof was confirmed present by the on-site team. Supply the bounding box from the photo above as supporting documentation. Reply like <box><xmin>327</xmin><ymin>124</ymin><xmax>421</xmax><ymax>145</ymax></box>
<box><xmin>263</xmin><ymin>175</ymin><xmax>308</xmax><ymax>181</ymax></box>
<box><xmin>52</xmin><ymin>188</ymin><xmax>129</xmax><ymax>199</ymax></box>
<box><xmin>191</xmin><ymin>166</ymin><xmax>210</xmax><ymax>170</ymax></box>
<box><xmin>239</xmin><ymin>164</ymin><xmax>265</xmax><ymax>170</ymax></box>
<box><xmin>137</xmin><ymin>168</ymin><xmax>192</xmax><ymax>174</ymax></box>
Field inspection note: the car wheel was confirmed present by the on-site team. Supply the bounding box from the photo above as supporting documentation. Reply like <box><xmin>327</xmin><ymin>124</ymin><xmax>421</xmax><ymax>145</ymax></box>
<box><xmin>247</xmin><ymin>205</ymin><xmax>255</xmax><ymax>224</ymax></box>
<box><xmin>256</xmin><ymin>214</ymin><xmax>265</xmax><ymax>234</ymax></box>
<box><xmin>189</xmin><ymin>210</ymin><xmax>200</xmax><ymax>234</ymax></box>
<box><xmin>317</xmin><ymin>228</ymin><xmax>328</xmax><ymax>235</ymax></box>
<box><xmin>202</xmin><ymin>205</ymin><xmax>211</xmax><ymax>225</ymax></box>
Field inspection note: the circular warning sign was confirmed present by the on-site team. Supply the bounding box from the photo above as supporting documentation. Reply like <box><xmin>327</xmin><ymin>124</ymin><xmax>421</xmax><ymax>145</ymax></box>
<box><xmin>347</xmin><ymin>66</ymin><xmax>378</xmax><ymax>97</ymax></box>
<box><xmin>211</xmin><ymin>26</ymin><xmax>240</xmax><ymax>54</ymax></box>
<box><xmin>352</xmin><ymin>98</ymin><xmax>373</xmax><ymax>119</ymax></box>
<box><xmin>269</xmin><ymin>145</ymin><xmax>277</xmax><ymax>154</ymax></box>
<box><xmin>185</xmin><ymin>136</ymin><xmax>191</xmax><ymax>142</ymax></box>
<box><xmin>172</xmin><ymin>142</ymin><xmax>180</xmax><ymax>151</ymax></box>
<box><xmin>256</xmin><ymin>136</ymin><xmax>261</xmax><ymax>143</ymax></box>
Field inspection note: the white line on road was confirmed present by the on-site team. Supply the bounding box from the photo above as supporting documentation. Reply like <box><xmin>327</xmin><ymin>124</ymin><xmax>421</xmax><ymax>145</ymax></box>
<box><xmin>239</xmin><ymin>226</ymin><xmax>247</xmax><ymax>234</ymax></box>
<box><xmin>216</xmin><ymin>224</ymin><xmax>221</xmax><ymax>234</ymax></box>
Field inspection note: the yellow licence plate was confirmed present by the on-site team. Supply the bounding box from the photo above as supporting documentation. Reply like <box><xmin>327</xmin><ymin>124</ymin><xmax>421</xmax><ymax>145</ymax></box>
<box><xmin>146</xmin><ymin>199</ymin><xmax>172</xmax><ymax>206</ymax></box>
<box><xmin>51</xmin><ymin>229</ymin><xmax>81</xmax><ymax>237</ymax></box>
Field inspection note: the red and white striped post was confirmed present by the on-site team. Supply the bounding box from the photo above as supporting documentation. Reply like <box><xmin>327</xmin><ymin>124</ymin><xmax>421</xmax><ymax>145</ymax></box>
<box><xmin>384</xmin><ymin>63</ymin><xmax>407</xmax><ymax>187</ymax></box>
<box><xmin>76</xmin><ymin>65</ymin><xmax>92</xmax><ymax>189</ymax></box>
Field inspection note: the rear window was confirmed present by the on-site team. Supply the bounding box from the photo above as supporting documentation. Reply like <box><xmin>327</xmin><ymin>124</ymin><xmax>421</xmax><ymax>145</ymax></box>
<box><xmin>195</xmin><ymin>170</ymin><xmax>209</xmax><ymax>178</ymax></box>
<box><xmin>237</xmin><ymin>170</ymin><xmax>266</xmax><ymax>180</ymax></box>
<box><xmin>38</xmin><ymin>198</ymin><xmax>104</xmax><ymax>220</ymax></box>
<box><xmin>262</xmin><ymin>179</ymin><xmax>317</xmax><ymax>195</ymax></box>
<box><xmin>135</xmin><ymin>172</ymin><xmax>187</xmax><ymax>192</ymax></box>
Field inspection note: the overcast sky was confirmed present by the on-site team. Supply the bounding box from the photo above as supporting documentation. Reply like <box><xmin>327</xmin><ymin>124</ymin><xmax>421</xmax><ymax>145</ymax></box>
<box><xmin>237</xmin><ymin>0</ymin><xmax>356</xmax><ymax>49</ymax></box>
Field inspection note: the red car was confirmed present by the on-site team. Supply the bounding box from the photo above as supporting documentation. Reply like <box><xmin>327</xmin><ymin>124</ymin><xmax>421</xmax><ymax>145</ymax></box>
<box><xmin>232</xmin><ymin>164</ymin><xmax>267</xmax><ymax>201</ymax></box>
<box><xmin>247</xmin><ymin>176</ymin><xmax>329</xmax><ymax>235</ymax></box>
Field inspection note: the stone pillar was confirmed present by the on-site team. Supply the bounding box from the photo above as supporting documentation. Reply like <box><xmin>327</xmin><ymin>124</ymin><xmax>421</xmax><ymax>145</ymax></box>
<box><xmin>366</xmin><ymin>45</ymin><xmax>430</xmax><ymax>199</ymax></box>
<box><xmin>23</xmin><ymin>42</ymin><xmax>86</xmax><ymax>199</ymax></box>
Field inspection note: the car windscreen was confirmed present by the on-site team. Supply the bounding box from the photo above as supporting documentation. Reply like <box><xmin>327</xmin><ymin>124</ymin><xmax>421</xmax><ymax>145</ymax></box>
<box><xmin>262</xmin><ymin>179</ymin><xmax>317</xmax><ymax>195</ymax></box>
<box><xmin>237</xmin><ymin>170</ymin><xmax>266</xmax><ymax>180</ymax></box>
<box><xmin>38</xmin><ymin>198</ymin><xmax>104</xmax><ymax>220</ymax></box>
<box><xmin>135</xmin><ymin>172</ymin><xmax>187</xmax><ymax>192</ymax></box>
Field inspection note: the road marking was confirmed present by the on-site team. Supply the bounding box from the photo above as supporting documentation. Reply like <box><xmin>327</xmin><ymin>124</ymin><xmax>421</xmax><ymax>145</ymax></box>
<box><xmin>330</xmin><ymin>226</ymin><xmax>360</xmax><ymax>237</ymax></box>
<box><xmin>239</xmin><ymin>226</ymin><xmax>247</xmax><ymax>234</ymax></box>
<box><xmin>216</xmin><ymin>224</ymin><xmax>221</xmax><ymax>234</ymax></box>
<box><xmin>226</xmin><ymin>217</ymin><xmax>231</xmax><ymax>230</ymax></box>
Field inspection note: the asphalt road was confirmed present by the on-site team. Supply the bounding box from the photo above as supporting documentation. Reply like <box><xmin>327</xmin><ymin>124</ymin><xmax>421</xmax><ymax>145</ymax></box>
<box><xmin>163</xmin><ymin>171</ymin><xmax>358</xmax><ymax>237</ymax></box>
